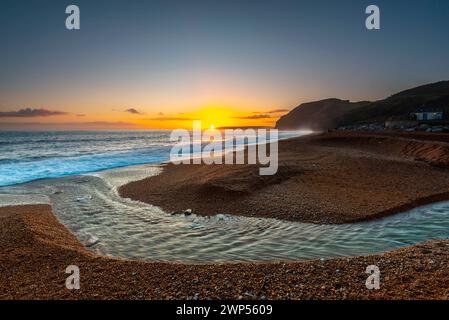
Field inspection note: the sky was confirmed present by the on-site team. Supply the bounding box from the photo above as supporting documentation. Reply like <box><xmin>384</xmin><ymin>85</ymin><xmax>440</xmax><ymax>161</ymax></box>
<box><xmin>0</xmin><ymin>0</ymin><xmax>449</xmax><ymax>130</ymax></box>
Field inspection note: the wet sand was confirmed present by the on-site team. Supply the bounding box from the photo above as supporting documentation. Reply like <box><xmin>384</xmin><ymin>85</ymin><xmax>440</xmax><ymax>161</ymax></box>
<box><xmin>1</xmin><ymin>204</ymin><xmax>448</xmax><ymax>300</ymax></box>
<box><xmin>120</xmin><ymin>131</ymin><xmax>449</xmax><ymax>224</ymax></box>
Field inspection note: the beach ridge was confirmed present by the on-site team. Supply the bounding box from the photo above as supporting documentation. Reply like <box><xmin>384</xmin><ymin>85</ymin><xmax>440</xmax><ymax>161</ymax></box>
<box><xmin>119</xmin><ymin>131</ymin><xmax>449</xmax><ymax>224</ymax></box>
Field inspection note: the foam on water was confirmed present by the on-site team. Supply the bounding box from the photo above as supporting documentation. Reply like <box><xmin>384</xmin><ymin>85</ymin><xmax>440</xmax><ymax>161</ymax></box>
<box><xmin>0</xmin><ymin>130</ymin><xmax>303</xmax><ymax>186</ymax></box>
<box><xmin>0</xmin><ymin>131</ymin><xmax>173</xmax><ymax>186</ymax></box>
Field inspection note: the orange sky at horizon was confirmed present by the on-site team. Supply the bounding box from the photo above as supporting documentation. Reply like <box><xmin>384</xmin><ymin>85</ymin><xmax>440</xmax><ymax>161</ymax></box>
<box><xmin>0</xmin><ymin>74</ymin><xmax>295</xmax><ymax>130</ymax></box>
<box><xmin>0</xmin><ymin>104</ymin><xmax>290</xmax><ymax>130</ymax></box>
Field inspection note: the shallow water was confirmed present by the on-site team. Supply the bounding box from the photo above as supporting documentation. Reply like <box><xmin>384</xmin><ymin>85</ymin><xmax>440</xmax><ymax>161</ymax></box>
<box><xmin>1</xmin><ymin>164</ymin><xmax>448</xmax><ymax>263</ymax></box>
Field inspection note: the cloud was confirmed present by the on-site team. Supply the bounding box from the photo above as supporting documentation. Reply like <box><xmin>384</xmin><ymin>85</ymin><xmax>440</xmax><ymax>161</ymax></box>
<box><xmin>267</xmin><ymin>109</ymin><xmax>290</xmax><ymax>114</ymax></box>
<box><xmin>0</xmin><ymin>108</ymin><xmax>68</xmax><ymax>118</ymax></box>
<box><xmin>76</xmin><ymin>114</ymin><xmax>86</xmax><ymax>117</ymax></box>
<box><xmin>147</xmin><ymin>116</ymin><xmax>193</xmax><ymax>121</ymax></box>
<box><xmin>253</xmin><ymin>109</ymin><xmax>290</xmax><ymax>114</ymax></box>
<box><xmin>233</xmin><ymin>114</ymin><xmax>272</xmax><ymax>120</ymax></box>
<box><xmin>125</xmin><ymin>108</ymin><xmax>144</xmax><ymax>115</ymax></box>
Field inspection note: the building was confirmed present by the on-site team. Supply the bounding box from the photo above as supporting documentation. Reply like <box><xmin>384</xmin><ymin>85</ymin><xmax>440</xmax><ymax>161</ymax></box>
<box><xmin>410</xmin><ymin>108</ymin><xmax>443</xmax><ymax>121</ymax></box>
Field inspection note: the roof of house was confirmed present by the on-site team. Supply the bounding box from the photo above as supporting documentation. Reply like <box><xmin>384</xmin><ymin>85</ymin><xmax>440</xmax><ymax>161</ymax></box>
<box><xmin>413</xmin><ymin>108</ymin><xmax>443</xmax><ymax>113</ymax></box>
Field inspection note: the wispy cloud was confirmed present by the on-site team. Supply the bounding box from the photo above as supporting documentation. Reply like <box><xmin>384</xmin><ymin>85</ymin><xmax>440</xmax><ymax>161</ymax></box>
<box><xmin>125</xmin><ymin>108</ymin><xmax>144</xmax><ymax>115</ymax></box>
<box><xmin>267</xmin><ymin>108</ymin><xmax>290</xmax><ymax>113</ymax></box>
<box><xmin>0</xmin><ymin>108</ymin><xmax>68</xmax><ymax>118</ymax></box>
<box><xmin>253</xmin><ymin>109</ymin><xmax>290</xmax><ymax>114</ymax></box>
<box><xmin>233</xmin><ymin>114</ymin><xmax>272</xmax><ymax>120</ymax></box>
<box><xmin>147</xmin><ymin>116</ymin><xmax>193</xmax><ymax>121</ymax></box>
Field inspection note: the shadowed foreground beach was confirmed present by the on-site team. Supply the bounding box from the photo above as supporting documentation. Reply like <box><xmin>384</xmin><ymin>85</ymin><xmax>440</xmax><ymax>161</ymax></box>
<box><xmin>1</xmin><ymin>204</ymin><xmax>448</xmax><ymax>300</ymax></box>
<box><xmin>120</xmin><ymin>131</ymin><xmax>449</xmax><ymax>224</ymax></box>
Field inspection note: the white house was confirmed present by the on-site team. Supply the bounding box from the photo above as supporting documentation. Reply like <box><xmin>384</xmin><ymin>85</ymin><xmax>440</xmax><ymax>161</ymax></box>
<box><xmin>411</xmin><ymin>108</ymin><xmax>443</xmax><ymax>121</ymax></box>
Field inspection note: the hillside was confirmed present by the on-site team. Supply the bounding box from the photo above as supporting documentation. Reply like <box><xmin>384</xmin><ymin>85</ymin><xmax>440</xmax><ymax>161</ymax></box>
<box><xmin>276</xmin><ymin>81</ymin><xmax>449</xmax><ymax>130</ymax></box>
<box><xmin>275</xmin><ymin>99</ymin><xmax>369</xmax><ymax>131</ymax></box>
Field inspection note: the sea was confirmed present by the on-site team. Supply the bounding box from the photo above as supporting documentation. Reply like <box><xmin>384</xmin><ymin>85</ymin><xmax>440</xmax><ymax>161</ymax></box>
<box><xmin>0</xmin><ymin>130</ymin><xmax>301</xmax><ymax>187</ymax></box>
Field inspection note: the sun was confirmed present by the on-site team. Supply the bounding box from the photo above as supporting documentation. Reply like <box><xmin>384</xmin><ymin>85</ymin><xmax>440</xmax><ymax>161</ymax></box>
<box><xmin>193</xmin><ymin>106</ymin><xmax>235</xmax><ymax>129</ymax></box>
